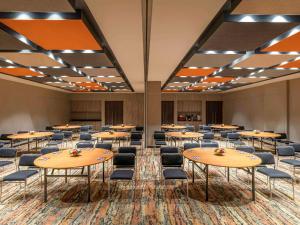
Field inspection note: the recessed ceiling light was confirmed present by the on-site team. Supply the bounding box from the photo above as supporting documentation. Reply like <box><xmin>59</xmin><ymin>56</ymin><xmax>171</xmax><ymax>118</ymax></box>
<box><xmin>16</xmin><ymin>13</ymin><xmax>31</xmax><ymax>20</ymax></box>
<box><xmin>82</xmin><ymin>50</ymin><xmax>95</xmax><ymax>53</ymax></box>
<box><xmin>108</xmin><ymin>75</ymin><xmax>115</xmax><ymax>78</ymax></box>
<box><xmin>62</xmin><ymin>50</ymin><xmax>74</xmax><ymax>53</ymax></box>
<box><xmin>239</xmin><ymin>15</ymin><xmax>255</xmax><ymax>22</ymax></box>
<box><xmin>47</xmin><ymin>13</ymin><xmax>63</xmax><ymax>20</ymax></box>
<box><xmin>25</xmin><ymin>75</ymin><xmax>32</xmax><ymax>78</ymax></box>
<box><xmin>188</xmin><ymin>67</ymin><xmax>197</xmax><ymax>69</ymax></box>
<box><xmin>206</xmin><ymin>51</ymin><xmax>217</xmax><ymax>54</ymax></box>
<box><xmin>271</xmin><ymin>15</ymin><xmax>288</xmax><ymax>23</ymax></box>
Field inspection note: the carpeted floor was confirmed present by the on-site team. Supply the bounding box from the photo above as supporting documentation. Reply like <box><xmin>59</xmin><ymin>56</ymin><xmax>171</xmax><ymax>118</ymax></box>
<box><xmin>0</xmin><ymin>140</ymin><xmax>300</xmax><ymax>225</ymax></box>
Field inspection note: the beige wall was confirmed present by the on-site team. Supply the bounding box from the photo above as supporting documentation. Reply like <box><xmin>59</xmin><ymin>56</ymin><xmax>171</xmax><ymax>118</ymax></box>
<box><xmin>222</xmin><ymin>79</ymin><xmax>300</xmax><ymax>142</ymax></box>
<box><xmin>0</xmin><ymin>78</ymin><xmax>70</xmax><ymax>133</ymax></box>
<box><xmin>70</xmin><ymin>93</ymin><xmax>144</xmax><ymax>126</ymax></box>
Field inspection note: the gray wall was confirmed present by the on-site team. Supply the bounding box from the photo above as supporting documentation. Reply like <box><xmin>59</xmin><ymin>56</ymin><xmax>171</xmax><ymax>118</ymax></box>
<box><xmin>0</xmin><ymin>78</ymin><xmax>70</xmax><ymax>133</ymax></box>
<box><xmin>222</xmin><ymin>79</ymin><xmax>300</xmax><ymax>142</ymax></box>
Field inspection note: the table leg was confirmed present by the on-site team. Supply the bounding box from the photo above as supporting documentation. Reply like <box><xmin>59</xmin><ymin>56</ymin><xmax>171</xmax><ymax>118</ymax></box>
<box><xmin>260</xmin><ymin>137</ymin><xmax>263</xmax><ymax>150</ymax></box>
<box><xmin>227</xmin><ymin>167</ymin><xmax>230</xmax><ymax>182</ymax></box>
<box><xmin>252</xmin><ymin>167</ymin><xmax>256</xmax><ymax>201</ymax></box>
<box><xmin>192</xmin><ymin>162</ymin><xmax>195</xmax><ymax>183</ymax></box>
<box><xmin>65</xmin><ymin>169</ymin><xmax>67</xmax><ymax>183</ymax></box>
<box><xmin>35</xmin><ymin>138</ymin><xmax>38</xmax><ymax>151</ymax></box>
<box><xmin>44</xmin><ymin>168</ymin><xmax>47</xmax><ymax>202</ymax></box>
<box><xmin>252</xmin><ymin>137</ymin><xmax>254</xmax><ymax>147</ymax></box>
<box><xmin>87</xmin><ymin>165</ymin><xmax>91</xmax><ymax>202</ymax></box>
<box><xmin>205</xmin><ymin>164</ymin><xmax>209</xmax><ymax>201</ymax></box>
<box><xmin>102</xmin><ymin>162</ymin><xmax>105</xmax><ymax>182</ymax></box>
<box><xmin>28</xmin><ymin>139</ymin><xmax>30</xmax><ymax>151</ymax></box>
<box><xmin>274</xmin><ymin>140</ymin><xmax>277</xmax><ymax>155</ymax></box>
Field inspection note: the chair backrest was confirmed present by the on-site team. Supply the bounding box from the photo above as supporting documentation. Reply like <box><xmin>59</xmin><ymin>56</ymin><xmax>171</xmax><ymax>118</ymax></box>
<box><xmin>131</xmin><ymin>133</ymin><xmax>142</xmax><ymax>140</ymax></box>
<box><xmin>135</xmin><ymin>126</ymin><xmax>144</xmax><ymax>132</ymax></box>
<box><xmin>277</xmin><ymin>146</ymin><xmax>295</xmax><ymax>156</ymax></box>
<box><xmin>52</xmin><ymin>130</ymin><xmax>61</xmax><ymax>133</ymax></box>
<box><xmin>19</xmin><ymin>154</ymin><xmax>41</xmax><ymax>167</ymax></box>
<box><xmin>95</xmin><ymin>143</ymin><xmax>112</xmax><ymax>150</ymax></box>
<box><xmin>227</xmin><ymin>133</ymin><xmax>240</xmax><ymax>140</ymax></box>
<box><xmin>289</xmin><ymin>143</ymin><xmax>300</xmax><ymax>152</ymax></box>
<box><xmin>17</xmin><ymin>131</ymin><xmax>28</xmax><ymax>134</ymax></box>
<box><xmin>160</xmin><ymin>146</ymin><xmax>179</xmax><ymax>154</ymax></box>
<box><xmin>40</xmin><ymin>146</ymin><xmax>59</xmax><ymax>155</ymax></box>
<box><xmin>80</xmin><ymin>125</ymin><xmax>90</xmax><ymax>132</ymax></box>
<box><xmin>45</xmin><ymin>126</ymin><xmax>53</xmax><ymax>131</ymax></box>
<box><xmin>0</xmin><ymin>148</ymin><xmax>17</xmax><ymax>158</ymax></box>
<box><xmin>203</xmin><ymin>132</ymin><xmax>214</xmax><ymax>140</ymax></box>
<box><xmin>185</xmin><ymin>125</ymin><xmax>195</xmax><ymax>132</ymax></box>
<box><xmin>76</xmin><ymin>142</ymin><xmax>94</xmax><ymax>149</ymax></box>
<box><xmin>113</xmin><ymin>153</ymin><xmax>135</xmax><ymax>167</ymax></box>
<box><xmin>183</xmin><ymin>143</ymin><xmax>200</xmax><ymax>150</ymax></box>
<box><xmin>118</xmin><ymin>146</ymin><xmax>137</xmax><ymax>155</ymax></box>
<box><xmin>220</xmin><ymin>131</ymin><xmax>229</xmax><ymax>138</ymax></box>
<box><xmin>154</xmin><ymin>133</ymin><xmax>165</xmax><ymax>140</ymax></box>
<box><xmin>161</xmin><ymin>153</ymin><xmax>183</xmax><ymax>166</ymax></box>
<box><xmin>154</xmin><ymin>130</ymin><xmax>165</xmax><ymax>134</ymax></box>
<box><xmin>236</xmin><ymin>146</ymin><xmax>255</xmax><ymax>153</ymax></box>
<box><xmin>201</xmin><ymin>142</ymin><xmax>219</xmax><ymax>148</ymax></box>
<box><xmin>202</xmin><ymin>125</ymin><xmax>211</xmax><ymax>131</ymax></box>
<box><xmin>276</xmin><ymin>133</ymin><xmax>288</xmax><ymax>140</ymax></box>
<box><xmin>101</xmin><ymin>126</ymin><xmax>111</xmax><ymax>131</ymax></box>
<box><xmin>254</xmin><ymin>152</ymin><xmax>275</xmax><ymax>165</ymax></box>
<box><xmin>52</xmin><ymin>133</ymin><xmax>64</xmax><ymax>140</ymax></box>
<box><xmin>62</xmin><ymin>131</ymin><xmax>72</xmax><ymax>138</ymax></box>
<box><xmin>80</xmin><ymin>133</ymin><xmax>92</xmax><ymax>141</ymax></box>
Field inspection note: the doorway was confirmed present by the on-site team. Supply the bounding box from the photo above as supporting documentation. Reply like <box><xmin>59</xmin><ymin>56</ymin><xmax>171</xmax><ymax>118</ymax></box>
<box><xmin>105</xmin><ymin>101</ymin><xmax>124</xmax><ymax>125</ymax></box>
<box><xmin>206</xmin><ymin>101</ymin><xmax>223</xmax><ymax>124</ymax></box>
<box><xmin>161</xmin><ymin>101</ymin><xmax>174</xmax><ymax>124</ymax></box>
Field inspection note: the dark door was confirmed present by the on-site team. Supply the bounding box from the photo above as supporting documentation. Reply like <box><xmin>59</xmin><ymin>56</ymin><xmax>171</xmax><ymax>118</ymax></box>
<box><xmin>161</xmin><ymin>101</ymin><xmax>174</xmax><ymax>124</ymax></box>
<box><xmin>206</xmin><ymin>101</ymin><xmax>223</xmax><ymax>124</ymax></box>
<box><xmin>105</xmin><ymin>101</ymin><xmax>123</xmax><ymax>125</ymax></box>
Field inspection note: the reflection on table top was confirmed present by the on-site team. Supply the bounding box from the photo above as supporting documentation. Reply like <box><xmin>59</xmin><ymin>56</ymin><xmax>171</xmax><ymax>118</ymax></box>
<box><xmin>8</xmin><ymin>132</ymin><xmax>54</xmax><ymax>139</ymax></box>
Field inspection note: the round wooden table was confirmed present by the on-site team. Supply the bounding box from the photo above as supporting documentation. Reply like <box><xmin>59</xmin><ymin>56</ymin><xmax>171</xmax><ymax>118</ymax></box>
<box><xmin>210</xmin><ymin>124</ymin><xmax>239</xmax><ymax>130</ymax></box>
<box><xmin>183</xmin><ymin>148</ymin><xmax>261</xmax><ymax>201</ymax></box>
<box><xmin>161</xmin><ymin>124</ymin><xmax>186</xmax><ymax>130</ymax></box>
<box><xmin>34</xmin><ymin>148</ymin><xmax>113</xmax><ymax>202</ymax></box>
<box><xmin>166</xmin><ymin>132</ymin><xmax>202</xmax><ymax>146</ymax></box>
<box><xmin>52</xmin><ymin>125</ymin><xmax>81</xmax><ymax>130</ymax></box>
<box><xmin>238</xmin><ymin>131</ymin><xmax>281</xmax><ymax>151</ymax></box>
<box><xmin>93</xmin><ymin>132</ymin><xmax>130</xmax><ymax>146</ymax></box>
<box><xmin>8</xmin><ymin>132</ymin><xmax>53</xmax><ymax>150</ymax></box>
<box><xmin>110</xmin><ymin>125</ymin><xmax>135</xmax><ymax>130</ymax></box>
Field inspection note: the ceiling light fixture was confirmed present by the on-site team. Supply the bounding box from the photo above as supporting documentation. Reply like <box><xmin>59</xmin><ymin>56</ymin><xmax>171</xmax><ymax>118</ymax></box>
<box><xmin>271</xmin><ymin>15</ymin><xmax>288</xmax><ymax>23</ymax></box>
<box><xmin>239</xmin><ymin>15</ymin><xmax>255</xmax><ymax>22</ymax></box>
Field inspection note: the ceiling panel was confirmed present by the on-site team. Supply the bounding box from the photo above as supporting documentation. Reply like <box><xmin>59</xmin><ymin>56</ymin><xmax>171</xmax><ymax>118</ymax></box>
<box><xmin>199</xmin><ymin>22</ymin><xmax>298</xmax><ymax>51</ymax></box>
<box><xmin>93</xmin><ymin>77</ymin><xmax>124</xmax><ymax>83</ymax></box>
<box><xmin>234</xmin><ymin>54</ymin><xmax>296</xmax><ymax>68</ymax></box>
<box><xmin>233</xmin><ymin>77</ymin><xmax>267</xmax><ymax>83</ymax></box>
<box><xmin>38</xmin><ymin>67</ymin><xmax>81</xmax><ymax>77</ymax></box>
<box><xmin>24</xmin><ymin>76</ymin><xmax>57</xmax><ymax>83</ymax></box>
<box><xmin>0</xmin><ymin>67</ymin><xmax>44</xmax><ymax>76</ymax></box>
<box><xmin>256</xmin><ymin>68</ymin><xmax>300</xmax><ymax>78</ymax></box>
<box><xmin>278</xmin><ymin>59</ymin><xmax>300</xmax><ymax>68</ymax></box>
<box><xmin>0</xmin><ymin>0</ymin><xmax>75</xmax><ymax>12</ymax></box>
<box><xmin>185</xmin><ymin>54</ymin><xmax>242</xmax><ymax>67</ymax></box>
<box><xmin>217</xmin><ymin>68</ymin><xmax>254</xmax><ymax>77</ymax></box>
<box><xmin>176</xmin><ymin>68</ymin><xmax>217</xmax><ymax>77</ymax></box>
<box><xmin>0</xmin><ymin>29</ymin><xmax>35</xmax><ymax>50</ymax></box>
<box><xmin>205</xmin><ymin>77</ymin><xmax>234</xmax><ymax>83</ymax></box>
<box><xmin>263</xmin><ymin>32</ymin><xmax>300</xmax><ymax>52</ymax></box>
<box><xmin>232</xmin><ymin>0</ymin><xmax>300</xmax><ymax>15</ymax></box>
<box><xmin>81</xmin><ymin>68</ymin><xmax>120</xmax><ymax>77</ymax></box>
<box><xmin>0</xmin><ymin>52</ymin><xmax>63</xmax><ymax>66</ymax></box>
<box><xmin>167</xmin><ymin>82</ymin><xmax>190</xmax><ymax>87</ymax></box>
<box><xmin>56</xmin><ymin>53</ymin><xmax>113</xmax><ymax>67</ymax></box>
<box><xmin>170</xmin><ymin>76</ymin><xmax>199</xmax><ymax>83</ymax></box>
<box><xmin>0</xmin><ymin>60</ymin><xmax>14</xmax><ymax>67</ymax></box>
<box><xmin>0</xmin><ymin>19</ymin><xmax>101</xmax><ymax>50</ymax></box>
<box><xmin>62</xmin><ymin>77</ymin><xmax>90</xmax><ymax>83</ymax></box>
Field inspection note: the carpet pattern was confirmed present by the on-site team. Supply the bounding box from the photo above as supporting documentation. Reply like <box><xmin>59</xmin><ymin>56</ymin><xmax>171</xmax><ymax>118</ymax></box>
<box><xmin>0</xmin><ymin>141</ymin><xmax>299</xmax><ymax>225</ymax></box>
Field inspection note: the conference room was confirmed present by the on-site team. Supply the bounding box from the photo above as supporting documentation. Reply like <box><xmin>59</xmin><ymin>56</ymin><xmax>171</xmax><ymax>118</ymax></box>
<box><xmin>0</xmin><ymin>0</ymin><xmax>300</xmax><ymax>224</ymax></box>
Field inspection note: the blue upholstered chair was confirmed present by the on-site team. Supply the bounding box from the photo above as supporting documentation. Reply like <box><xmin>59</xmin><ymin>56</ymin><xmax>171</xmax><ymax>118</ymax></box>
<box><xmin>0</xmin><ymin>148</ymin><xmax>17</xmax><ymax>169</ymax></box>
<box><xmin>183</xmin><ymin>143</ymin><xmax>200</xmax><ymax>150</ymax></box>
<box><xmin>1</xmin><ymin>154</ymin><xmax>41</xmax><ymax>200</ymax></box>
<box><xmin>154</xmin><ymin>133</ymin><xmax>167</xmax><ymax>147</ymax></box>
<box><xmin>227</xmin><ymin>133</ymin><xmax>244</xmax><ymax>147</ymax></box>
<box><xmin>108</xmin><ymin>153</ymin><xmax>136</xmax><ymax>198</ymax></box>
<box><xmin>130</xmin><ymin>133</ymin><xmax>143</xmax><ymax>151</ymax></box>
<box><xmin>161</xmin><ymin>153</ymin><xmax>188</xmax><ymax>197</ymax></box>
<box><xmin>62</xmin><ymin>131</ymin><xmax>73</xmax><ymax>147</ymax></box>
<box><xmin>76</xmin><ymin>142</ymin><xmax>94</xmax><ymax>149</ymax></box>
<box><xmin>101</xmin><ymin>126</ymin><xmax>111</xmax><ymax>132</ymax></box>
<box><xmin>236</xmin><ymin>146</ymin><xmax>255</xmax><ymax>153</ymax></box>
<box><xmin>277</xmin><ymin>146</ymin><xmax>300</xmax><ymax>177</ymax></box>
<box><xmin>160</xmin><ymin>146</ymin><xmax>179</xmax><ymax>154</ymax></box>
<box><xmin>200</xmin><ymin>142</ymin><xmax>219</xmax><ymax>148</ymax></box>
<box><xmin>254</xmin><ymin>152</ymin><xmax>294</xmax><ymax>199</ymax></box>
<box><xmin>80</xmin><ymin>125</ymin><xmax>90</xmax><ymax>132</ymax></box>
<box><xmin>199</xmin><ymin>125</ymin><xmax>211</xmax><ymax>133</ymax></box>
<box><xmin>79</xmin><ymin>133</ymin><xmax>96</xmax><ymax>143</ymax></box>
<box><xmin>40</xmin><ymin>146</ymin><xmax>59</xmax><ymax>155</ymax></box>
<box><xmin>95</xmin><ymin>143</ymin><xmax>112</xmax><ymax>151</ymax></box>
<box><xmin>202</xmin><ymin>132</ymin><xmax>214</xmax><ymax>142</ymax></box>
<box><xmin>47</xmin><ymin>133</ymin><xmax>64</xmax><ymax>147</ymax></box>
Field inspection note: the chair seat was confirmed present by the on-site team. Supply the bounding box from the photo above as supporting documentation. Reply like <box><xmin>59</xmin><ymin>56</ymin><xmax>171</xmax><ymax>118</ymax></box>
<box><xmin>47</xmin><ymin>140</ymin><xmax>63</xmax><ymax>145</ymax></box>
<box><xmin>281</xmin><ymin>159</ymin><xmax>300</xmax><ymax>167</ymax></box>
<box><xmin>163</xmin><ymin>168</ymin><xmax>187</xmax><ymax>179</ymax></box>
<box><xmin>257</xmin><ymin>168</ymin><xmax>292</xmax><ymax>179</ymax></box>
<box><xmin>131</xmin><ymin>140</ymin><xmax>141</xmax><ymax>145</ymax></box>
<box><xmin>231</xmin><ymin>140</ymin><xmax>245</xmax><ymax>146</ymax></box>
<box><xmin>0</xmin><ymin>161</ymin><xmax>13</xmax><ymax>167</ymax></box>
<box><xmin>110</xmin><ymin>170</ymin><xmax>134</xmax><ymax>180</ymax></box>
<box><xmin>3</xmin><ymin>170</ymin><xmax>38</xmax><ymax>181</ymax></box>
<box><xmin>155</xmin><ymin>141</ymin><xmax>167</xmax><ymax>146</ymax></box>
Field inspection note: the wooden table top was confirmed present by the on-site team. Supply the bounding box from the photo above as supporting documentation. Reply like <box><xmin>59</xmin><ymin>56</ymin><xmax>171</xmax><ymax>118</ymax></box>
<box><xmin>110</xmin><ymin>125</ymin><xmax>135</xmax><ymax>130</ymax></box>
<box><xmin>52</xmin><ymin>125</ymin><xmax>81</xmax><ymax>130</ymax></box>
<box><xmin>166</xmin><ymin>131</ymin><xmax>202</xmax><ymax>139</ymax></box>
<box><xmin>210</xmin><ymin>124</ymin><xmax>239</xmax><ymax>129</ymax></box>
<box><xmin>238</xmin><ymin>131</ymin><xmax>281</xmax><ymax>138</ymax></box>
<box><xmin>161</xmin><ymin>125</ymin><xmax>186</xmax><ymax>130</ymax></box>
<box><xmin>8</xmin><ymin>132</ymin><xmax>54</xmax><ymax>140</ymax></box>
<box><xmin>183</xmin><ymin>148</ymin><xmax>261</xmax><ymax>168</ymax></box>
<box><xmin>93</xmin><ymin>132</ymin><xmax>130</xmax><ymax>139</ymax></box>
<box><xmin>34</xmin><ymin>148</ymin><xmax>113</xmax><ymax>169</ymax></box>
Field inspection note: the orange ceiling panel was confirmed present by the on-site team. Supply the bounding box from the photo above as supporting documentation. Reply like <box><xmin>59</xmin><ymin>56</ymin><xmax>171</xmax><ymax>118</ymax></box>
<box><xmin>0</xmin><ymin>68</ymin><xmax>44</xmax><ymax>76</ymax></box>
<box><xmin>262</xmin><ymin>31</ymin><xmax>300</xmax><ymax>52</ymax></box>
<box><xmin>162</xmin><ymin>89</ymin><xmax>180</xmax><ymax>92</ymax></box>
<box><xmin>186</xmin><ymin>86</ymin><xmax>206</xmax><ymax>91</ymax></box>
<box><xmin>278</xmin><ymin>59</ymin><xmax>300</xmax><ymax>68</ymax></box>
<box><xmin>204</xmin><ymin>77</ymin><xmax>233</xmax><ymax>83</ymax></box>
<box><xmin>176</xmin><ymin>68</ymin><xmax>217</xmax><ymax>77</ymax></box>
<box><xmin>0</xmin><ymin>19</ymin><xmax>101</xmax><ymax>50</ymax></box>
<box><xmin>77</xmin><ymin>82</ymin><xmax>107</xmax><ymax>90</ymax></box>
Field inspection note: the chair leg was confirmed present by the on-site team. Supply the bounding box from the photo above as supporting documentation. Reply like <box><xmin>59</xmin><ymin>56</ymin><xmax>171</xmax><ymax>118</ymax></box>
<box><xmin>269</xmin><ymin>178</ymin><xmax>272</xmax><ymax>198</ymax></box>
<box><xmin>186</xmin><ymin>179</ymin><xmax>189</xmax><ymax>199</ymax></box>
<box><xmin>24</xmin><ymin>181</ymin><xmax>27</xmax><ymax>200</ymax></box>
<box><xmin>292</xmin><ymin>179</ymin><xmax>295</xmax><ymax>200</ymax></box>
<box><xmin>0</xmin><ymin>181</ymin><xmax>2</xmax><ymax>202</ymax></box>
<box><xmin>108</xmin><ymin>179</ymin><xmax>110</xmax><ymax>199</ymax></box>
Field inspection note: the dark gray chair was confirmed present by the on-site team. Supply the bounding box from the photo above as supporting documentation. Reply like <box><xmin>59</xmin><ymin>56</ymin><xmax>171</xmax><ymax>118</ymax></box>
<box><xmin>79</xmin><ymin>133</ymin><xmax>96</xmax><ymax>143</ymax></box>
<box><xmin>40</xmin><ymin>146</ymin><xmax>59</xmax><ymax>155</ymax></box>
<box><xmin>254</xmin><ymin>152</ymin><xmax>294</xmax><ymax>199</ymax></box>
<box><xmin>95</xmin><ymin>143</ymin><xmax>112</xmax><ymax>151</ymax></box>
<box><xmin>202</xmin><ymin>132</ymin><xmax>214</xmax><ymax>142</ymax></box>
<box><xmin>236</xmin><ymin>146</ymin><xmax>255</xmax><ymax>153</ymax></box>
<box><xmin>108</xmin><ymin>153</ymin><xmax>136</xmax><ymax>198</ymax></box>
<box><xmin>47</xmin><ymin>133</ymin><xmax>64</xmax><ymax>147</ymax></box>
<box><xmin>160</xmin><ymin>147</ymin><xmax>179</xmax><ymax>154</ymax></box>
<box><xmin>199</xmin><ymin>125</ymin><xmax>211</xmax><ymax>133</ymax></box>
<box><xmin>185</xmin><ymin>125</ymin><xmax>195</xmax><ymax>132</ymax></box>
<box><xmin>289</xmin><ymin>143</ymin><xmax>300</xmax><ymax>154</ymax></box>
<box><xmin>101</xmin><ymin>126</ymin><xmax>111</xmax><ymax>132</ymax></box>
<box><xmin>0</xmin><ymin>148</ymin><xmax>17</xmax><ymax>169</ymax></box>
<box><xmin>135</xmin><ymin>126</ymin><xmax>144</xmax><ymax>132</ymax></box>
<box><xmin>201</xmin><ymin>142</ymin><xmax>219</xmax><ymax>148</ymax></box>
<box><xmin>154</xmin><ymin>133</ymin><xmax>167</xmax><ymax>147</ymax></box>
<box><xmin>80</xmin><ymin>125</ymin><xmax>90</xmax><ymax>132</ymax></box>
<box><xmin>62</xmin><ymin>131</ymin><xmax>73</xmax><ymax>146</ymax></box>
<box><xmin>277</xmin><ymin>146</ymin><xmax>300</xmax><ymax>177</ymax></box>
<box><xmin>161</xmin><ymin>153</ymin><xmax>188</xmax><ymax>197</ymax></box>
<box><xmin>76</xmin><ymin>142</ymin><xmax>94</xmax><ymax>149</ymax></box>
<box><xmin>227</xmin><ymin>133</ymin><xmax>244</xmax><ymax>147</ymax></box>
<box><xmin>118</xmin><ymin>147</ymin><xmax>137</xmax><ymax>155</ymax></box>
<box><xmin>1</xmin><ymin>154</ymin><xmax>41</xmax><ymax>200</ymax></box>
<box><xmin>130</xmin><ymin>133</ymin><xmax>143</xmax><ymax>151</ymax></box>
<box><xmin>183</xmin><ymin>143</ymin><xmax>200</xmax><ymax>150</ymax></box>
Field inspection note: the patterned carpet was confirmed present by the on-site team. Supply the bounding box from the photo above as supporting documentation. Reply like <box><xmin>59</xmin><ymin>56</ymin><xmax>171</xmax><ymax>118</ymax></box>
<box><xmin>0</xmin><ymin>140</ymin><xmax>300</xmax><ymax>225</ymax></box>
